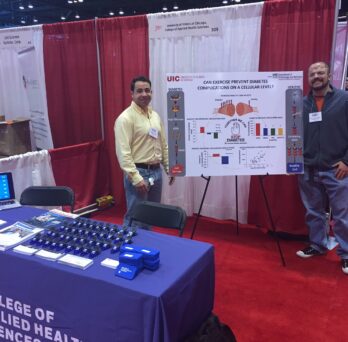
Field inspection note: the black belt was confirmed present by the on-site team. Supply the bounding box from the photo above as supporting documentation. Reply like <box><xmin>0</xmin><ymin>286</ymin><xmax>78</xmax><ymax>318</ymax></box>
<box><xmin>135</xmin><ymin>163</ymin><xmax>161</xmax><ymax>170</ymax></box>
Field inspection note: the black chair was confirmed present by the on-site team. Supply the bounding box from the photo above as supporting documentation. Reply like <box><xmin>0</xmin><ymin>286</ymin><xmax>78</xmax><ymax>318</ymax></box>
<box><xmin>20</xmin><ymin>186</ymin><xmax>75</xmax><ymax>213</ymax></box>
<box><xmin>129</xmin><ymin>201</ymin><xmax>187</xmax><ymax>237</ymax></box>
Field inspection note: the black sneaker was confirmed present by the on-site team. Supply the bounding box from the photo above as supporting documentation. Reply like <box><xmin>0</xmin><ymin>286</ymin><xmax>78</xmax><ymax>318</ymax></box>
<box><xmin>342</xmin><ymin>259</ymin><xmax>348</xmax><ymax>275</ymax></box>
<box><xmin>296</xmin><ymin>246</ymin><xmax>322</xmax><ymax>258</ymax></box>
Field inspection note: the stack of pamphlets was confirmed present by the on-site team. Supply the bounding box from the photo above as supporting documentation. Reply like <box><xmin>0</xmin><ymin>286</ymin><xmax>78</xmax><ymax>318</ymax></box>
<box><xmin>58</xmin><ymin>254</ymin><xmax>94</xmax><ymax>270</ymax></box>
<box><xmin>0</xmin><ymin>221</ymin><xmax>43</xmax><ymax>251</ymax></box>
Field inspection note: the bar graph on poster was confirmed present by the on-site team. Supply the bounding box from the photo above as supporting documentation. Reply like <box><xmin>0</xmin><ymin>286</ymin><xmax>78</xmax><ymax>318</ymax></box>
<box><xmin>166</xmin><ymin>72</ymin><xmax>303</xmax><ymax>176</ymax></box>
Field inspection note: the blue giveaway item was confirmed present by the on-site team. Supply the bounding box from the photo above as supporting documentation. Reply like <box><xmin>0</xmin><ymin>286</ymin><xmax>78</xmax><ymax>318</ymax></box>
<box><xmin>115</xmin><ymin>263</ymin><xmax>139</xmax><ymax>280</ymax></box>
<box><xmin>121</xmin><ymin>244</ymin><xmax>160</xmax><ymax>261</ymax></box>
<box><xmin>143</xmin><ymin>258</ymin><xmax>160</xmax><ymax>271</ymax></box>
<box><xmin>120</xmin><ymin>244</ymin><xmax>136</xmax><ymax>253</ymax></box>
<box><xmin>139</xmin><ymin>247</ymin><xmax>160</xmax><ymax>261</ymax></box>
<box><xmin>119</xmin><ymin>252</ymin><xmax>144</xmax><ymax>269</ymax></box>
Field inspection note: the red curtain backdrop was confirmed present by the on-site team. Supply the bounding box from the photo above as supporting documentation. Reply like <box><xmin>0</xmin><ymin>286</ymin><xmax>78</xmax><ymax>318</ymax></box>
<box><xmin>248</xmin><ymin>0</ymin><xmax>336</xmax><ymax>235</ymax></box>
<box><xmin>50</xmin><ymin>140</ymin><xmax>109</xmax><ymax>209</ymax></box>
<box><xmin>97</xmin><ymin>15</ymin><xmax>149</xmax><ymax>212</ymax></box>
<box><xmin>43</xmin><ymin>20</ymin><xmax>102</xmax><ymax>148</ymax></box>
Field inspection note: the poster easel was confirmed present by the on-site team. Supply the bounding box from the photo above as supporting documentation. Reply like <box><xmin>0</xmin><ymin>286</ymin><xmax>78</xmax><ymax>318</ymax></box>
<box><xmin>189</xmin><ymin>174</ymin><xmax>286</xmax><ymax>266</ymax></box>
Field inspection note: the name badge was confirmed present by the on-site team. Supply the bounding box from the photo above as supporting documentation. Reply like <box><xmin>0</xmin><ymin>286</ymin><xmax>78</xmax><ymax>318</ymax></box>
<box><xmin>149</xmin><ymin>127</ymin><xmax>158</xmax><ymax>139</ymax></box>
<box><xmin>309</xmin><ymin>111</ymin><xmax>322</xmax><ymax>123</ymax></box>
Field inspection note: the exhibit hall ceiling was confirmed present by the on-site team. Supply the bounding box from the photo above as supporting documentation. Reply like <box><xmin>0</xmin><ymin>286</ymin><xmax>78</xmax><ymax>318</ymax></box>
<box><xmin>0</xmin><ymin>0</ymin><xmax>347</xmax><ymax>28</ymax></box>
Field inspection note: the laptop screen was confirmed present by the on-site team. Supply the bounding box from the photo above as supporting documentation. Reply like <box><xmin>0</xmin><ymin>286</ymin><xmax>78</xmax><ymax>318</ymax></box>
<box><xmin>0</xmin><ymin>172</ymin><xmax>15</xmax><ymax>201</ymax></box>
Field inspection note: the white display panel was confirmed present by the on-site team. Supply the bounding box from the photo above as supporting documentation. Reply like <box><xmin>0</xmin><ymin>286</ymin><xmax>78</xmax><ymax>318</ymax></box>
<box><xmin>166</xmin><ymin>72</ymin><xmax>303</xmax><ymax>176</ymax></box>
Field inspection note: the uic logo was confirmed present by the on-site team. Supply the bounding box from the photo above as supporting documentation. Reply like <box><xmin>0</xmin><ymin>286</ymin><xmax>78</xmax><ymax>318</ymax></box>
<box><xmin>167</xmin><ymin>76</ymin><xmax>180</xmax><ymax>82</ymax></box>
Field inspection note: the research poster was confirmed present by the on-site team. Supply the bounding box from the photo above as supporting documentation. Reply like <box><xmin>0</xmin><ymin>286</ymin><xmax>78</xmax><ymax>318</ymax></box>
<box><xmin>166</xmin><ymin>72</ymin><xmax>303</xmax><ymax>176</ymax></box>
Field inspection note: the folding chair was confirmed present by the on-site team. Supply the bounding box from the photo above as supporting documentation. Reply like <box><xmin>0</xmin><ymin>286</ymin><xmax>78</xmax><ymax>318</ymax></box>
<box><xmin>129</xmin><ymin>201</ymin><xmax>187</xmax><ymax>236</ymax></box>
<box><xmin>20</xmin><ymin>186</ymin><xmax>75</xmax><ymax>213</ymax></box>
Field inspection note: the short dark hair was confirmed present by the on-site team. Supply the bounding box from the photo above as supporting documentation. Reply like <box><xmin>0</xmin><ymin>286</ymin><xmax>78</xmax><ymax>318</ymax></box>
<box><xmin>309</xmin><ymin>61</ymin><xmax>330</xmax><ymax>73</ymax></box>
<box><xmin>130</xmin><ymin>76</ymin><xmax>151</xmax><ymax>91</ymax></box>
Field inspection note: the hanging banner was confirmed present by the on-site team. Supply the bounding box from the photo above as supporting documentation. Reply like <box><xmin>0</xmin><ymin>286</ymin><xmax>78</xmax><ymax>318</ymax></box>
<box><xmin>166</xmin><ymin>72</ymin><xmax>303</xmax><ymax>176</ymax></box>
<box><xmin>0</xmin><ymin>26</ymin><xmax>53</xmax><ymax>150</ymax></box>
<box><xmin>149</xmin><ymin>13</ymin><xmax>222</xmax><ymax>38</ymax></box>
<box><xmin>0</xmin><ymin>29</ymin><xmax>34</xmax><ymax>49</ymax></box>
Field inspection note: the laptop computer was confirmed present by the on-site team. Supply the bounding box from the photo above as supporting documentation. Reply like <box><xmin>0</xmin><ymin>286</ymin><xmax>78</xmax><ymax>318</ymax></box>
<box><xmin>0</xmin><ymin>172</ymin><xmax>21</xmax><ymax>210</ymax></box>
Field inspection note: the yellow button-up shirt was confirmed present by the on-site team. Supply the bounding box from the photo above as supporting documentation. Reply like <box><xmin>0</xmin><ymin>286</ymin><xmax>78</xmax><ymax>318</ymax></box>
<box><xmin>114</xmin><ymin>101</ymin><xmax>169</xmax><ymax>185</ymax></box>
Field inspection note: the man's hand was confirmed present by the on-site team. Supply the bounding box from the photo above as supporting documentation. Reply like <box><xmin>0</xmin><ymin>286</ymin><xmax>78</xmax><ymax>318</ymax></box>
<box><xmin>134</xmin><ymin>179</ymin><xmax>148</xmax><ymax>194</ymax></box>
<box><xmin>169</xmin><ymin>176</ymin><xmax>175</xmax><ymax>185</ymax></box>
<box><xmin>333</xmin><ymin>161</ymin><xmax>348</xmax><ymax>180</ymax></box>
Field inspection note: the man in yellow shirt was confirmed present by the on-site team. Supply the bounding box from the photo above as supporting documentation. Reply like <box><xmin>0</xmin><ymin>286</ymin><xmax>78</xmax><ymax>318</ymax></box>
<box><xmin>114</xmin><ymin>76</ymin><xmax>174</xmax><ymax>226</ymax></box>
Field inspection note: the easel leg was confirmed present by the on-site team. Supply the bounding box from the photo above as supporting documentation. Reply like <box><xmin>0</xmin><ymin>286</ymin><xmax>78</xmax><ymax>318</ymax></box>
<box><xmin>258</xmin><ymin>176</ymin><xmax>286</xmax><ymax>267</ymax></box>
<box><xmin>235</xmin><ymin>176</ymin><xmax>239</xmax><ymax>235</ymax></box>
<box><xmin>190</xmin><ymin>175</ymin><xmax>211</xmax><ymax>240</ymax></box>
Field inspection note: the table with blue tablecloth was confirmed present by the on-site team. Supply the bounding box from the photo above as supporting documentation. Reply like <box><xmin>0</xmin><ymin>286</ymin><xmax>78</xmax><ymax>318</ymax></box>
<box><xmin>0</xmin><ymin>207</ymin><xmax>215</xmax><ymax>342</ymax></box>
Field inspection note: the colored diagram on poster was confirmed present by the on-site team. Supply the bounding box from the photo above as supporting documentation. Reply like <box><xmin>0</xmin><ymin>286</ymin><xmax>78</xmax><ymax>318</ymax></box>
<box><xmin>166</xmin><ymin>72</ymin><xmax>303</xmax><ymax>176</ymax></box>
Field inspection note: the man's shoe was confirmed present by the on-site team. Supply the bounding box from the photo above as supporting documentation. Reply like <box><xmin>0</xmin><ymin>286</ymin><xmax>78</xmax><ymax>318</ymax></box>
<box><xmin>342</xmin><ymin>259</ymin><xmax>348</xmax><ymax>275</ymax></box>
<box><xmin>296</xmin><ymin>246</ymin><xmax>322</xmax><ymax>258</ymax></box>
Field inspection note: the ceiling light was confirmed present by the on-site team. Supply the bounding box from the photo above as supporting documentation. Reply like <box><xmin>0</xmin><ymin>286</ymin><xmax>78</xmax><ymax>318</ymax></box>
<box><xmin>235</xmin><ymin>0</ymin><xmax>241</xmax><ymax>2</ymax></box>
<box><xmin>222</xmin><ymin>0</ymin><xmax>228</xmax><ymax>4</ymax></box>
<box><xmin>61</xmin><ymin>16</ymin><xmax>66</xmax><ymax>20</ymax></box>
<box><xmin>33</xmin><ymin>18</ymin><xmax>38</xmax><ymax>23</ymax></box>
<box><xmin>118</xmin><ymin>10</ymin><xmax>124</xmax><ymax>15</ymax></box>
<box><xmin>109</xmin><ymin>11</ymin><xmax>115</xmax><ymax>16</ymax></box>
<box><xmin>173</xmin><ymin>5</ymin><xmax>179</xmax><ymax>10</ymax></box>
<box><xmin>19</xmin><ymin>5</ymin><xmax>25</xmax><ymax>10</ymax></box>
<box><xmin>78</xmin><ymin>0</ymin><xmax>84</xmax><ymax>2</ymax></box>
<box><xmin>162</xmin><ymin>6</ymin><xmax>168</xmax><ymax>11</ymax></box>
<box><xmin>75</xmin><ymin>14</ymin><xmax>80</xmax><ymax>19</ymax></box>
<box><xmin>21</xmin><ymin>19</ymin><xmax>26</xmax><ymax>24</ymax></box>
<box><xmin>67</xmin><ymin>0</ymin><xmax>73</xmax><ymax>3</ymax></box>
<box><xmin>28</xmin><ymin>4</ymin><xmax>34</xmax><ymax>9</ymax></box>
